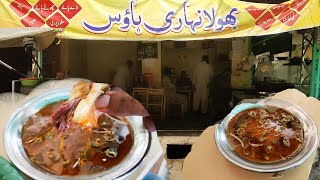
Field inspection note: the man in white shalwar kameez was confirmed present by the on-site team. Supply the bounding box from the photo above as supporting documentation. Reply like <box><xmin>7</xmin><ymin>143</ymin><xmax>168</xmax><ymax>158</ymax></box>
<box><xmin>192</xmin><ymin>55</ymin><xmax>214</xmax><ymax>114</ymax></box>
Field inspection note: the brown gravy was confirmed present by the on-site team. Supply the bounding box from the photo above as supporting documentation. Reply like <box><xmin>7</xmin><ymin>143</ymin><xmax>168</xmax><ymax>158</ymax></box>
<box><xmin>22</xmin><ymin>101</ymin><xmax>133</xmax><ymax>175</ymax></box>
<box><xmin>227</xmin><ymin>107</ymin><xmax>303</xmax><ymax>163</ymax></box>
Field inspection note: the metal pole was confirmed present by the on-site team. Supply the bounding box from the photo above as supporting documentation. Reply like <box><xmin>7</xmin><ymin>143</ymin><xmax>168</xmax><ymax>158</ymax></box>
<box><xmin>248</xmin><ymin>36</ymin><xmax>255</xmax><ymax>88</ymax></box>
<box><xmin>37</xmin><ymin>51</ymin><xmax>43</xmax><ymax>82</ymax></box>
<box><xmin>316</xmin><ymin>50</ymin><xmax>320</xmax><ymax>98</ymax></box>
<box><xmin>11</xmin><ymin>80</ymin><xmax>19</xmax><ymax>105</ymax></box>
<box><xmin>299</xmin><ymin>34</ymin><xmax>305</xmax><ymax>90</ymax></box>
<box><xmin>309</xmin><ymin>27</ymin><xmax>319</xmax><ymax>97</ymax></box>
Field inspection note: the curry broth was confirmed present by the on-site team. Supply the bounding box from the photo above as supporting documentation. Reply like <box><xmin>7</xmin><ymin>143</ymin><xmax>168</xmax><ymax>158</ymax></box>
<box><xmin>22</xmin><ymin>101</ymin><xmax>133</xmax><ymax>175</ymax></box>
<box><xmin>227</xmin><ymin>107</ymin><xmax>304</xmax><ymax>163</ymax></box>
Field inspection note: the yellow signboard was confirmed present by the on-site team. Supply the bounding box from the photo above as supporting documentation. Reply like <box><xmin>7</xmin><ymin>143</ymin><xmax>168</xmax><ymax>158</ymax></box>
<box><xmin>0</xmin><ymin>0</ymin><xmax>319</xmax><ymax>40</ymax></box>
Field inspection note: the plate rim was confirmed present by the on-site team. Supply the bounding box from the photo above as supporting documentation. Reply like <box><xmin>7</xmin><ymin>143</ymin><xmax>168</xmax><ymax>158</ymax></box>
<box><xmin>215</xmin><ymin>100</ymin><xmax>319</xmax><ymax>173</ymax></box>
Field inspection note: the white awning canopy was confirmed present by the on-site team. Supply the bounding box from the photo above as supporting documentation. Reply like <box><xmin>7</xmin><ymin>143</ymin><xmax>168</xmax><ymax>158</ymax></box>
<box><xmin>0</xmin><ymin>28</ymin><xmax>59</xmax><ymax>50</ymax></box>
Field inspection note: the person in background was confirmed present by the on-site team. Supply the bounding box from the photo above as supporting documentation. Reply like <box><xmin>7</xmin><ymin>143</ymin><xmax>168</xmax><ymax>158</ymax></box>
<box><xmin>161</xmin><ymin>68</ymin><xmax>176</xmax><ymax>103</ymax></box>
<box><xmin>112</xmin><ymin>60</ymin><xmax>133</xmax><ymax>92</ymax></box>
<box><xmin>211</xmin><ymin>54</ymin><xmax>231</xmax><ymax>122</ymax></box>
<box><xmin>161</xmin><ymin>68</ymin><xmax>188</xmax><ymax>113</ymax></box>
<box><xmin>212</xmin><ymin>66</ymin><xmax>232</xmax><ymax>121</ymax></box>
<box><xmin>192</xmin><ymin>55</ymin><xmax>214</xmax><ymax>114</ymax></box>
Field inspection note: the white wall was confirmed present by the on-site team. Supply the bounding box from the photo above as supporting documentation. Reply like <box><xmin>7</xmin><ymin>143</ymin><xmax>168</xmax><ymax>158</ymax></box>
<box><xmin>59</xmin><ymin>39</ymin><xmax>244</xmax><ymax>89</ymax></box>
<box><xmin>161</xmin><ymin>39</ymin><xmax>232</xmax><ymax>83</ymax></box>
<box><xmin>60</xmin><ymin>39</ymin><xmax>88</xmax><ymax>78</ymax></box>
<box><xmin>86</xmin><ymin>41</ymin><xmax>138</xmax><ymax>83</ymax></box>
<box><xmin>231</xmin><ymin>38</ymin><xmax>251</xmax><ymax>89</ymax></box>
<box><xmin>161</xmin><ymin>45</ymin><xmax>207</xmax><ymax>81</ymax></box>
<box><xmin>60</xmin><ymin>40</ymin><xmax>138</xmax><ymax>83</ymax></box>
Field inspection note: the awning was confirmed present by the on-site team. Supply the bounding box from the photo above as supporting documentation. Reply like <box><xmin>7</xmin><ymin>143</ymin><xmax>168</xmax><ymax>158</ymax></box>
<box><xmin>0</xmin><ymin>27</ymin><xmax>58</xmax><ymax>50</ymax></box>
<box><xmin>0</xmin><ymin>0</ymin><xmax>319</xmax><ymax>41</ymax></box>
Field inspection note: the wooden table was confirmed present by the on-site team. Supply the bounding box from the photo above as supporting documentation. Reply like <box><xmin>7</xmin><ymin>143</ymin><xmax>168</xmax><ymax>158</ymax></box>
<box><xmin>181</xmin><ymin>89</ymin><xmax>320</xmax><ymax>180</ymax></box>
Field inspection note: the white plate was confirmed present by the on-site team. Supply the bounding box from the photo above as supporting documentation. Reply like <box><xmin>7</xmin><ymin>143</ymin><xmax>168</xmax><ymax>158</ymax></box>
<box><xmin>4</xmin><ymin>88</ymin><xmax>150</xmax><ymax>180</ymax></box>
<box><xmin>215</xmin><ymin>99</ymin><xmax>318</xmax><ymax>173</ymax></box>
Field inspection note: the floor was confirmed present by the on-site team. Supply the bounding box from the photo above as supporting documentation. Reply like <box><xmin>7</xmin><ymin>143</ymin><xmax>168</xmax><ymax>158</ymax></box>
<box><xmin>155</xmin><ymin>112</ymin><xmax>218</xmax><ymax>130</ymax></box>
<box><xmin>154</xmin><ymin>111</ymin><xmax>220</xmax><ymax>179</ymax></box>
<box><xmin>157</xmin><ymin>135</ymin><xmax>320</xmax><ymax>180</ymax></box>
<box><xmin>158</xmin><ymin>135</ymin><xmax>199</xmax><ymax>180</ymax></box>
<box><xmin>309</xmin><ymin>149</ymin><xmax>320</xmax><ymax>180</ymax></box>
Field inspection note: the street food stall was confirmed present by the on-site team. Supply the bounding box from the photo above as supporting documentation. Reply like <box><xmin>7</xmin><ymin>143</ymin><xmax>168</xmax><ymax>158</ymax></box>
<box><xmin>0</xmin><ymin>27</ymin><xmax>58</xmax><ymax>93</ymax></box>
<box><xmin>2</xmin><ymin>0</ymin><xmax>319</xmax><ymax>123</ymax></box>
<box><xmin>1</xmin><ymin>0</ymin><xmax>320</xmax><ymax>179</ymax></box>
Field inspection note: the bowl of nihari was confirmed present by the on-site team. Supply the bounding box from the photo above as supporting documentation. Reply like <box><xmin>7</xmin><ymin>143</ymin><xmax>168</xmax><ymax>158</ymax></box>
<box><xmin>4</xmin><ymin>82</ymin><xmax>150</xmax><ymax>179</ymax></box>
<box><xmin>215</xmin><ymin>98</ymin><xmax>318</xmax><ymax>172</ymax></box>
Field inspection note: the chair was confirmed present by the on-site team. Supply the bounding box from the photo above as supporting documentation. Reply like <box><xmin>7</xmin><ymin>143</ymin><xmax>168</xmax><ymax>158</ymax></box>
<box><xmin>132</xmin><ymin>88</ymin><xmax>148</xmax><ymax>108</ymax></box>
<box><xmin>146</xmin><ymin>88</ymin><xmax>165</xmax><ymax>121</ymax></box>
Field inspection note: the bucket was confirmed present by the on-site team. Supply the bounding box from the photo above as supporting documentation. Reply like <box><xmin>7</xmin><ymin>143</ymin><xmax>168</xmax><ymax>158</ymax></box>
<box><xmin>144</xmin><ymin>73</ymin><xmax>152</xmax><ymax>88</ymax></box>
<box><xmin>19</xmin><ymin>78</ymin><xmax>39</xmax><ymax>87</ymax></box>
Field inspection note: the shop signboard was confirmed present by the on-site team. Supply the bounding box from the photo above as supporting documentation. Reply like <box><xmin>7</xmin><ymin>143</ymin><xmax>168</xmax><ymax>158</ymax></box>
<box><xmin>0</xmin><ymin>0</ymin><xmax>319</xmax><ymax>40</ymax></box>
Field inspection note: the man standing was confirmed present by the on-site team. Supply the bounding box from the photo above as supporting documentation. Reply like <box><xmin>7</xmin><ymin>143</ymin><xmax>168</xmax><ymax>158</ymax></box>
<box><xmin>192</xmin><ymin>55</ymin><xmax>214</xmax><ymax>114</ymax></box>
<box><xmin>112</xmin><ymin>60</ymin><xmax>133</xmax><ymax>92</ymax></box>
<box><xmin>212</xmin><ymin>67</ymin><xmax>232</xmax><ymax>120</ymax></box>
<box><xmin>211</xmin><ymin>54</ymin><xmax>232</xmax><ymax>121</ymax></box>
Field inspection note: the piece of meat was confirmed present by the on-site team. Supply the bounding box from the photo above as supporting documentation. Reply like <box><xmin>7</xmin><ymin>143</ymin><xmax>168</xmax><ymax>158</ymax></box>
<box><xmin>51</xmin><ymin>98</ymin><xmax>82</xmax><ymax>132</ymax></box>
<box><xmin>22</xmin><ymin>115</ymin><xmax>52</xmax><ymax>141</ymax></box>
<box><xmin>68</xmin><ymin>80</ymin><xmax>90</xmax><ymax>100</ymax></box>
<box><xmin>61</xmin><ymin>123</ymin><xmax>91</xmax><ymax>164</ymax></box>
<box><xmin>72</xmin><ymin>83</ymin><xmax>109</xmax><ymax>127</ymax></box>
<box><xmin>52</xmin><ymin>81</ymin><xmax>93</xmax><ymax>132</ymax></box>
<box><xmin>53</xmin><ymin>82</ymin><xmax>156</xmax><ymax>132</ymax></box>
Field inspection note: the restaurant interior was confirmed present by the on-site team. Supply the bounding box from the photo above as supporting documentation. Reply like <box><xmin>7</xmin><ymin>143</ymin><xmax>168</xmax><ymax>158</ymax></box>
<box><xmin>0</xmin><ymin>30</ymin><xmax>315</xmax><ymax>133</ymax></box>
